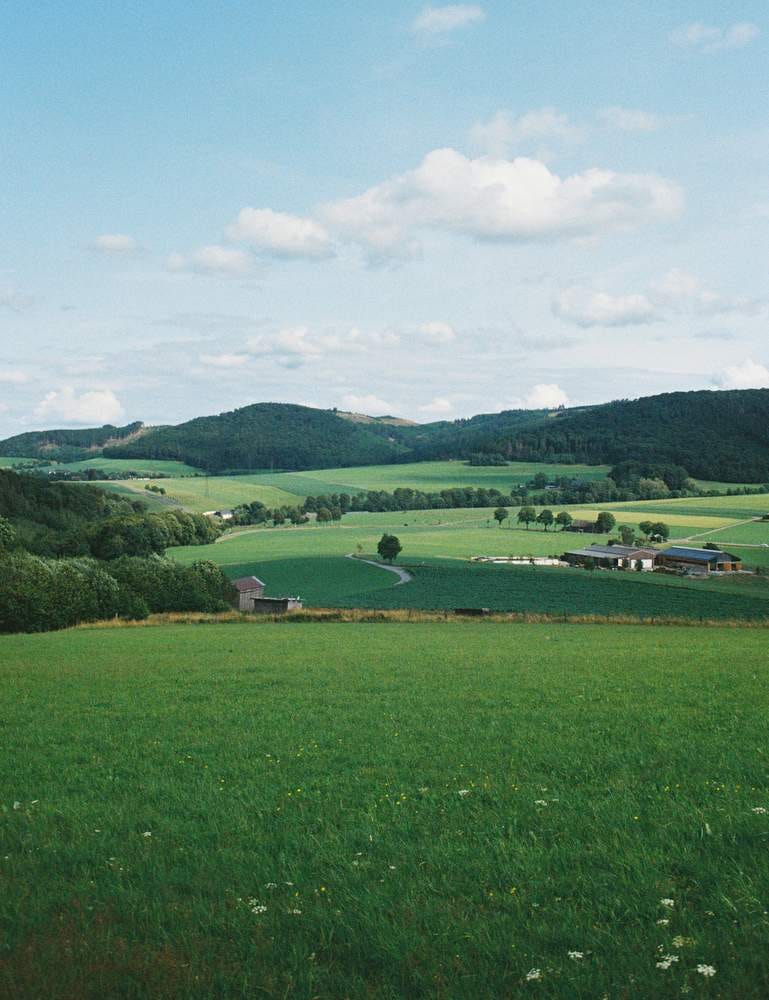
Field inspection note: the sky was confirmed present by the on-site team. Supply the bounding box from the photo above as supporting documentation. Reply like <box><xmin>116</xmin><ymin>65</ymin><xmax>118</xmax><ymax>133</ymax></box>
<box><xmin>1</xmin><ymin>1</ymin><xmax>768</xmax><ymax>434</ymax></box>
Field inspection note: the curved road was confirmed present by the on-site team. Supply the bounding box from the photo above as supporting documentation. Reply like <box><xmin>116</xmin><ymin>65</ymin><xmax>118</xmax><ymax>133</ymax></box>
<box><xmin>345</xmin><ymin>553</ymin><xmax>413</xmax><ymax>585</ymax></box>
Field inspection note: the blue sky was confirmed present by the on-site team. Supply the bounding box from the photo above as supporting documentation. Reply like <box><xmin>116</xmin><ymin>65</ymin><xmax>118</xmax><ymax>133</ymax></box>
<box><xmin>1</xmin><ymin>1</ymin><xmax>768</xmax><ymax>433</ymax></box>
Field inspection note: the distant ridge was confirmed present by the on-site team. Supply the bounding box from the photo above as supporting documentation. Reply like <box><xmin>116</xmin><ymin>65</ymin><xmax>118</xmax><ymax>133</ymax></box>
<box><xmin>2</xmin><ymin>389</ymin><xmax>768</xmax><ymax>481</ymax></box>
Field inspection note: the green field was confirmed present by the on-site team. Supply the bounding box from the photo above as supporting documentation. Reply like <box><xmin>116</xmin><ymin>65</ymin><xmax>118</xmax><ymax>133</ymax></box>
<box><xmin>0</xmin><ymin>456</ymin><xmax>204</xmax><ymax>476</ymax></box>
<box><xmin>115</xmin><ymin>475</ymin><xmax>300</xmax><ymax>512</ymax></box>
<box><xmin>2</xmin><ymin>623</ymin><xmax>768</xmax><ymax>998</ymax></box>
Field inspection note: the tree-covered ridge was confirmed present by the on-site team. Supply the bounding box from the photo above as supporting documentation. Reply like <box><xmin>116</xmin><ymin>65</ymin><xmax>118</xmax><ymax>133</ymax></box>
<box><xmin>103</xmin><ymin>403</ymin><xmax>407</xmax><ymax>472</ymax></box>
<box><xmin>0</xmin><ymin>421</ymin><xmax>144</xmax><ymax>462</ymax></box>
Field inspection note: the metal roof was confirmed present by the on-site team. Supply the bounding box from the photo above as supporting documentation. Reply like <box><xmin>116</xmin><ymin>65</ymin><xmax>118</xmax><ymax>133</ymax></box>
<box><xmin>662</xmin><ymin>546</ymin><xmax>736</xmax><ymax>562</ymax></box>
<box><xmin>233</xmin><ymin>576</ymin><xmax>266</xmax><ymax>591</ymax></box>
<box><xmin>565</xmin><ymin>545</ymin><xmax>657</xmax><ymax>560</ymax></box>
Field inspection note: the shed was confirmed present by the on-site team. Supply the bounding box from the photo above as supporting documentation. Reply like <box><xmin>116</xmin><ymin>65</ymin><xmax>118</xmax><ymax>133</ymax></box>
<box><xmin>232</xmin><ymin>575</ymin><xmax>266</xmax><ymax>611</ymax></box>
<box><xmin>251</xmin><ymin>597</ymin><xmax>303</xmax><ymax>615</ymax></box>
<box><xmin>563</xmin><ymin>544</ymin><xmax>658</xmax><ymax>571</ymax></box>
<box><xmin>658</xmin><ymin>546</ymin><xmax>742</xmax><ymax>574</ymax></box>
<box><xmin>565</xmin><ymin>518</ymin><xmax>597</xmax><ymax>533</ymax></box>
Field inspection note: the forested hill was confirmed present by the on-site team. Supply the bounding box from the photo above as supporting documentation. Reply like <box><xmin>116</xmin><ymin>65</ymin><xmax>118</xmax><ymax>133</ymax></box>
<box><xmin>103</xmin><ymin>403</ymin><xmax>408</xmax><ymax>472</ymax></box>
<box><xmin>3</xmin><ymin>390</ymin><xmax>769</xmax><ymax>481</ymax></box>
<box><xmin>387</xmin><ymin>389</ymin><xmax>769</xmax><ymax>481</ymax></box>
<box><xmin>0</xmin><ymin>421</ymin><xmax>144</xmax><ymax>462</ymax></box>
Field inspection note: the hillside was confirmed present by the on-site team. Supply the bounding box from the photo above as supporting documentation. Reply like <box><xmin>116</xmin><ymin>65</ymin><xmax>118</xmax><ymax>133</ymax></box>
<box><xmin>0</xmin><ymin>421</ymin><xmax>144</xmax><ymax>462</ymax></box>
<box><xmin>4</xmin><ymin>389</ymin><xmax>769</xmax><ymax>481</ymax></box>
<box><xmin>103</xmin><ymin>403</ymin><xmax>408</xmax><ymax>472</ymax></box>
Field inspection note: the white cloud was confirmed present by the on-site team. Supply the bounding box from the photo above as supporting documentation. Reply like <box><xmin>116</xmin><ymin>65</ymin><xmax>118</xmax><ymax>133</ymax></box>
<box><xmin>419</xmin><ymin>396</ymin><xmax>454</xmax><ymax>415</ymax></box>
<box><xmin>470</xmin><ymin>108</ymin><xmax>584</xmax><ymax>156</ymax></box>
<box><xmin>168</xmin><ymin>245</ymin><xmax>252</xmax><ymax>276</ymax></box>
<box><xmin>321</xmin><ymin>148</ymin><xmax>682</xmax><ymax>259</ymax></box>
<box><xmin>199</xmin><ymin>352</ymin><xmax>250</xmax><ymax>368</ymax></box>
<box><xmin>417</xmin><ymin>321</ymin><xmax>457</xmax><ymax>344</ymax></box>
<box><xmin>650</xmin><ymin>268</ymin><xmax>765</xmax><ymax>316</ymax></box>
<box><xmin>225</xmin><ymin>207</ymin><xmax>334</xmax><ymax>259</ymax></box>
<box><xmin>34</xmin><ymin>387</ymin><xmax>125</xmax><ymax>425</ymax></box>
<box><xmin>339</xmin><ymin>393</ymin><xmax>394</xmax><ymax>414</ymax></box>
<box><xmin>93</xmin><ymin>233</ymin><xmax>139</xmax><ymax>253</ymax></box>
<box><xmin>717</xmin><ymin>359</ymin><xmax>769</xmax><ymax>389</ymax></box>
<box><xmin>0</xmin><ymin>369</ymin><xmax>30</xmax><ymax>384</ymax></box>
<box><xmin>552</xmin><ymin>287</ymin><xmax>659</xmax><ymax>327</ymax></box>
<box><xmin>670</xmin><ymin>21</ymin><xmax>759</xmax><ymax>53</ymax></box>
<box><xmin>598</xmin><ymin>107</ymin><xmax>667</xmax><ymax>132</ymax></box>
<box><xmin>509</xmin><ymin>384</ymin><xmax>570</xmax><ymax>409</ymax></box>
<box><xmin>412</xmin><ymin>5</ymin><xmax>485</xmax><ymax>35</ymax></box>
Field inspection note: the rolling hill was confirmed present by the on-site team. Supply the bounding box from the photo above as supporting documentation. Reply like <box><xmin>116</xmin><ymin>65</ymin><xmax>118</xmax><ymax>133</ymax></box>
<box><xmin>3</xmin><ymin>389</ymin><xmax>769</xmax><ymax>481</ymax></box>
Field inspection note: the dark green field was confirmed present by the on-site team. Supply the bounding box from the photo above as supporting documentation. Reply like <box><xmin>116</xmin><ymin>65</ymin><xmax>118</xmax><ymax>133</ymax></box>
<box><xmin>2</xmin><ymin>623</ymin><xmax>769</xmax><ymax>998</ymax></box>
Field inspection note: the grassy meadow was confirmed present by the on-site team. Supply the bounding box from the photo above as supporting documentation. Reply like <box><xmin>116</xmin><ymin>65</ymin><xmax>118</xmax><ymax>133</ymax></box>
<box><xmin>2</xmin><ymin>622</ymin><xmax>768</xmax><ymax>998</ymax></box>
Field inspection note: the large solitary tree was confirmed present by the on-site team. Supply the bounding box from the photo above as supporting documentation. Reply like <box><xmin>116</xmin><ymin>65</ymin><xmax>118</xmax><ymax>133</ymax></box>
<box><xmin>377</xmin><ymin>533</ymin><xmax>402</xmax><ymax>563</ymax></box>
<box><xmin>595</xmin><ymin>511</ymin><xmax>616</xmax><ymax>534</ymax></box>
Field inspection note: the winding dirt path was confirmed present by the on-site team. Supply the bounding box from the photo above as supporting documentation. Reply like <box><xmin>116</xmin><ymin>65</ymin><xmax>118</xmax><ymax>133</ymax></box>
<box><xmin>345</xmin><ymin>554</ymin><xmax>413</xmax><ymax>585</ymax></box>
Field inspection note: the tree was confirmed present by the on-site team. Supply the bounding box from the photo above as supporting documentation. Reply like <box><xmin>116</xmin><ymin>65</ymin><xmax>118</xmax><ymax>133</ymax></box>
<box><xmin>531</xmin><ymin>472</ymin><xmax>548</xmax><ymax>490</ymax></box>
<box><xmin>639</xmin><ymin>520</ymin><xmax>654</xmax><ymax>539</ymax></box>
<box><xmin>595</xmin><ymin>511</ymin><xmax>616</xmax><ymax>534</ymax></box>
<box><xmin>316</xmin><ymin>507</ymin><xmax>331</xmax><ymax>525</ymax></box>
<box><xmin>651</xmin><ymin>521</ymin><xmax>670</xmax><ymax>541</ymax></box>
<box><xmin>555</xmin><ymin>511</ymin><xmax>573</xmax><ymax>531</ymax></box>
<box><xmin>537</xmin><ymin>509</ymin><xmax>554</xmax><ymax>531</ymax></box>
<box><xmin>619</xmin><ymin>524</ymin><xmax>635</xmax><ymax>546</ymax></box>
<box><xmin>493</xmin><ymin>507</ymin><xmax>509</xmax><ymax>528</ymax></box>
<box><xmin>377</xmin><ymin>533</ymin><xmax>402</xmax><ymax>563</ymax></box>
<box><xmin>0</xmin><ymin>516</ymin><xmax>15</xmax><ymax>552</ymax></box>
<box><xmin>517</xmin><ymin>506</ymin><xmax>536</xmax><ymax>530</ymax></box>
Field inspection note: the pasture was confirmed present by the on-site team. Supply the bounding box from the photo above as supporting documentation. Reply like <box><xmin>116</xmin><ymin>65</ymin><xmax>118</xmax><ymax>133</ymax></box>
<box><xmin>115</xmin><ymin>475</ymin><xmax>299</xmax><ymax>513</ymax></box>
<box><xmin>2</xmin><ymin>623</ymin><xmax>768</xmax><ymax>998</ymax></box>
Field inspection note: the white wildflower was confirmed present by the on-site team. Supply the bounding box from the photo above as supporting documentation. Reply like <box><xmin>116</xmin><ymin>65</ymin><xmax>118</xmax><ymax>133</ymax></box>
<box><xmin>250</xmin><ymin>903</ymin><xmax>267</xmax><ymax>914</ymax></box>
<box><xmin>534</xmin><ymin>800</ymin><xmax>548</xmax><ymax>806</ymax></box>
<box><xmin>288</xmin><ymin>908</ymin><xmax>302</xmax><ymax>915</ymax></box>
<box><xmin>672</xmin><ymin>935</ymin><xmax>692</xmax><ymax>948</ymax></box>
<box><xmin>458</xmin><ymin>789</ymin><xmax>471</xmax><ymax>797</ymax></box>
<box><xmin>656</xmin><ymin>955</ymin><xmax>679</xmax><ymax>970</ymax></box>
<box><xmin>696</xmin><ymin>964</ymin><xmax>716</xmax><ymax>977</ymax></box>
<box><xmin>751</xmin><ymin>806</ymin><xmax>768</xmax><ymax>814</ymax></box>
<box><xmin>525</xmin><ymin>968</ymin><xmax>542</xmax><ymax>981</ymax></box>
<box><xmin>141</xmin><ymin>831</ymin><xmax>152</xmax><ymax>838</ymax></box>
<box><xmin>265</xmin><ymin>882</ymin><xmax>278</xmax><ymax>889</ymax></box>
<box><xmin>660</xmin><ymin>898</ymin><xmax>675</xmax><ymax>908</ymax></box>
<box><xmin>657</xmin><ymin>918</ymin><xmax>670</xmax><ymax>926</ymax></box>
<box><xmin>567</xmin><ymin>950</ymin><xmax>584</xmax><ymax>960</ymax></box>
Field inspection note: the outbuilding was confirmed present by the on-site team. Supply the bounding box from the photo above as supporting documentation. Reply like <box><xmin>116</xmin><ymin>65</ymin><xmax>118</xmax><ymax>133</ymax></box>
<box><xmin>563</xmin><ymin>544</ymin><xmax>658</xmax><ymax>571</ymax></box>
<box><xmin>232</xmin><ymin>576</ymin><xmax>266</xmax><ymax>611</ymax></box>
<box><xmin>658</xmin><ymin>546</ymin><xmax>742</xmax><ymax>574</ymax></box>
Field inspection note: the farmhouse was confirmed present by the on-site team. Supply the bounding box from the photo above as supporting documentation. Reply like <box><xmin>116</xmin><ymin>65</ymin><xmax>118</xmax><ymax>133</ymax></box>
<box><xmin>231</xmin><ymin>576</ymin><xmax>304</xmax><ymax>614</ymax></box>
<box><xmin>658</xmin><ymin>546</ymin><xmax>743</xmax><ymax>574</ymax></box>
<box><xmin>565</xmin><ymin>518</ymin><xmax>598</xmax><ymax>533</ymax></box>
<box><xmin>563</xmin><ymin>544</ymin><xmax>658</xmax><ymax>571</ymax></box>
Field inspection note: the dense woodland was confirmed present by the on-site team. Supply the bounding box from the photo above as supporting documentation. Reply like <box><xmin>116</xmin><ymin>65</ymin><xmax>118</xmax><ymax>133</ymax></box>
<box><xmin>0</xmin><ymin>470</ymin><xmax>234</xmax><ymax>632</ymax></box>
<box><xmin>3</xmin><ymin>390</ymin><xmax>769</xmax><ymax>481</ymax></box>
<box><xmin>0</xmin><ymin>421</ymin><xmax>143</xmax><ymax>462</ymax></box>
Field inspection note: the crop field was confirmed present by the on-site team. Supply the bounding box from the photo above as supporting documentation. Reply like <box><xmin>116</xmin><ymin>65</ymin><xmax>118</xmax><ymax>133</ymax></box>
<box><xmin>115</xmin><ymin>475</ymin><xmax>299</xmax><ymax>512</ymax></box>
<box><xmin>41</xmin><ymin>457</ymin><xmax>204</xmax><ymax>476</ymax></box>
<box><xmin>692</xmin><ymin>521</ymin><xmax>769</xmax><ymax>545</ymax></box>
<box><xmin>2</xmin><ymin>623</ymin><xmax>769</xmax><ymax>999</ymax></box>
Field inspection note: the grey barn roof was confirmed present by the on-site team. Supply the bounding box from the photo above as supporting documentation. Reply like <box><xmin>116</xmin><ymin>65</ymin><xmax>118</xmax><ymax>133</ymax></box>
<box><xmin>233</xmin><ymin>576</ymin><xmax>266</xmax><ymax>591</ymax></box>
<box><xmin>662</xmin><ymin>546</ymin><xmax>737</xmax><ymax>563</ymax></box>
<box><xmin>565</xmin><ymin>544</ymin><xmax>657</xmax><ymax>560</ymax></box>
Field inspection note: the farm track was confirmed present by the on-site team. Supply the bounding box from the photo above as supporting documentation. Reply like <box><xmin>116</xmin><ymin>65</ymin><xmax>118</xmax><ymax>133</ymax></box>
<box><xmin>346</xmin><ymin>553</ymin><xmax>413</xmax><ymax>585</ymax></box>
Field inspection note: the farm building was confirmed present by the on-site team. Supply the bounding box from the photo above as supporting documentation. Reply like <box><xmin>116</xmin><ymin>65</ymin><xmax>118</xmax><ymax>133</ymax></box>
<box><xmin>231</xmin><ymin>576</ymin><xmax>303</xmax><ymax>614</ymax></box>
<box><xmin>563</xmin><ymin>544</ymin><xmax>659</xmax><ymax>571</ymax></box>
<box><xmin>658</xmin><ymin>546</ymin><xmax>743</xmax><ymax>574</ymax></box>
<box><xmin>232</xmin><ymin>576</ymin><xmax>265</xmax><ymax>611</ymax></box>
<box><xmin>203</xmin><ymin>508</ymin><xmax>235</xmax><ymax>520</ymax></box>
<box><xmin>565</xmin><ymin>519</ymin><xmax>598</xmax><ymax>533</ymax></box>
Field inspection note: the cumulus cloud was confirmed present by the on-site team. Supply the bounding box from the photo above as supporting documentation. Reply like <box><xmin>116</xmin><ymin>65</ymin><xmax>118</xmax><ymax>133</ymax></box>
<box><xmin>553</xmin><ymin>287</ymin><xmax>658</xmax><ymax>327</ymax></box>
<box><xmin>92</xmin><ymin>233</ymin><xmax>139</xmax><ymax>253</ymax></box>
<box><xmin>470</xmin><ymin>108</ymin><xmax>584</xmax><ymax>156</ymax></box>
<box><xmin>321</xmin><ymin>148</ymin><xmax>682</xmax><ymax>260</ymax></box>
<box><xmin>670</xmin><ymin>21</ymin><xmax>759</xmax><ymax>53</ymax></box>
<box><xmin>168</xmin><ymin>245</ymin><xmax>252</xmax><ymax>276</ymax></box>
<box><xmin>0</xmin><ymin>369</ymin><xmax>30</xmax><ymax>384</ymax></box>
<box><xmin>339</xmin><ymin>393</ymin><xmax>394</xmax><ymax>414</ymax></box>
<box><xmin>598</xmin><ymin>107</ymin><xmax>667</xmax><ymax>132</ymax></box>
<box><xmin>34</xmin><ymin>387</ymin><xmax>125</xmax><ymax>425</ymax></box>
<box><xmin>716</xmin><ymin>359</ymin><xmax>769</xmax><ymax>390</ymax></box>
<box><xmin>417</xmin><ymin>321</ymin><xmax>457</xmax><ymax>344</ymax></box>
<box><xmin>509</xmin><ymin>384</ymin><xmax>570</xmax><ymax>409</ymax></box>
<box><xmin>199</xmin><ymin>352</ymin><xmax>250</xmax><ymax>368</ymax></box>
<box><xmin>419</xmin><ymin>396</ymin><xmax>454</xmax><ymax>416</ymax></box>
<box><xmin>225</xmin><ymin>207</ymin><xmax>334</xmax><ymax>259</ymax></box>
<box><xmin>412</xmin><ymin>4</ymin><xmax>485</xmax><ymax>35</ymax></box>
<box><xmin>650</xmin><ymin>268</ymin><xmax>765</xmax><ymax>316</ymax></box>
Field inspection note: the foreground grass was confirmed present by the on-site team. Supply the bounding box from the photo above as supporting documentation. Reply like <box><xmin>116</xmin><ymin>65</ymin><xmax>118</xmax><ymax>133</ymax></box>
<box><xmin>2</xmin><ymin>624</ymin><xmax>769</xmax><ymax>998</ymax></box>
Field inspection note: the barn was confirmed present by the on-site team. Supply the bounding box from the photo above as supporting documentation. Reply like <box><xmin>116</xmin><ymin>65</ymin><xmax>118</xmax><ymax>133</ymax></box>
<box><xmin>563</xmin><ymin>544</ymin><xmax>659</xmax><ymax>571</ymax></box>
<box><xmin>565</xmin><ymin>518</ymin><xmax>598</xmax><ymax>533</ymax></box>
<box><xmin>658</xmin><ymin>546</ymin><xmax>743</xmax><ymax>574</ymax></box>
<box><xmin>232</xmin><ymin>576</ymin><xmax>265</xmax><ymax>611</ymax></box>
